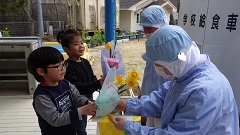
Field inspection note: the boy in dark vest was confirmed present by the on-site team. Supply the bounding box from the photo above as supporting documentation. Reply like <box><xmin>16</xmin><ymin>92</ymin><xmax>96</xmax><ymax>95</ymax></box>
<box><xmin>27</xmin><ymin>47</ymin><xmax>96</xmax><ymax>135</ymax></box>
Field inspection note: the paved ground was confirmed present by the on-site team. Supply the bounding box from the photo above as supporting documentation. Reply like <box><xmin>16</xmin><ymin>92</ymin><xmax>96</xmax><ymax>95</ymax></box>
<box><xmin>0</xmin><ymin>93</ymin><xmax>99</xmax><ymax>135</ymax></box>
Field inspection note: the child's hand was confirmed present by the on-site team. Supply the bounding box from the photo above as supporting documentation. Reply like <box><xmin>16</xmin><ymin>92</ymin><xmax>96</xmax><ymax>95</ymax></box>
<box><xmin>99</xmin><ymin>75</ymin><xmax>105</xmax><ymax>86</ymax></box>
<box><xmin>79</xmin><ymin>101</ymin><xmax>97</xmax><ymax>116</ymax></box>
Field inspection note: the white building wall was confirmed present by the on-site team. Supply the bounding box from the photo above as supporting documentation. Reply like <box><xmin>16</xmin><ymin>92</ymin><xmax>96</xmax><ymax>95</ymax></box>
<box><xmin>163</xmin><ymin>7</ymin><xmax>171</xmax><ymax>22</ymax></box>
<box><xmin>119</xmin><ymin>10</ymin><xmax>132</xmax><ymax>31</ymax></box>
<box><xmin>85</xmin><ymin>0</ymin><xmax>97</xmax><ymax>30</ymax></box>
<box><xmin>97</xmin><ymin>0</ymin><xmax>105</xmax><ymax>29</ymax></box>
<box><xmin>40</xmin><ymin>0</ymin><xmax>65</xmax><ymax>3</ymax></box>
<box><xmin>130</xmin><ymin>11</ymin><xmax>143</xmax><ymax>32</ymax></box>
<box><xmin>116</xmin><ymin>0</ymin><xmax>120</xmax><ymax>29</ymax></box>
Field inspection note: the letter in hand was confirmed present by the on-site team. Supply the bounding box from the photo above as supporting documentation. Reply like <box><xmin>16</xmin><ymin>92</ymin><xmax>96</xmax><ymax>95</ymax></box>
<box><xmin>108</xmin><ymin>115</ymin><xmax>127</xmax><ymax>131</ymax></box>
<box><xmin>79</xmin><ymin>101</ymin><xmax>97</xmax><ymax>116</ymax></box>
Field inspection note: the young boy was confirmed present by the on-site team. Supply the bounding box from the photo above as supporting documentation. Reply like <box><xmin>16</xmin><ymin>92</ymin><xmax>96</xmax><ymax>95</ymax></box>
<box><xmin>27</xmin><ymin>47</ymin><xmax>97</xmax><ymax>135</ymax></box>
<box><xmin>57</xmin><ymin>29</ymin><xmax>104</xmax><ymax>134</ymax></box>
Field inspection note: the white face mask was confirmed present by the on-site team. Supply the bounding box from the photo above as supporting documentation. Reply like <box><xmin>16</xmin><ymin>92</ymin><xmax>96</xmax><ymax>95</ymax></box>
<box><xmin>145</xmin><ymin>33</ymin><xmax>153</xmax><ymax>39</ymax></box>
<box><xmin>154</xmin><ymin>65</ymin><xmax>175</xmax><ymax>80</ymax></box>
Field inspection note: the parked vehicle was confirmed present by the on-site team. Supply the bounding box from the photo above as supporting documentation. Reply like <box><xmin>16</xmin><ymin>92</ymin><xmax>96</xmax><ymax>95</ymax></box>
<box><xmin>178</xmin><ymin>0</ymin><xmax>240</xmax><ymax>112</ymax></box>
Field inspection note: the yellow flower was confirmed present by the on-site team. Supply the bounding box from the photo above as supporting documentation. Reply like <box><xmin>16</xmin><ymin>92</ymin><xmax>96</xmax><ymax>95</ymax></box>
<box><xmin>105</xmin><ymin>42</ymin><xmax>112</xmax><ymax>50</ymax></box>
<box><xmin>126</xmin><ymin>77</ymin><xmax>139</xmax><ymax>89</ymax></box>
<box><xmin>114</xmin><ymin>75</ymin><xmax>126</xmax><ymax>86</ymax></box>
<box><xmin>127</xmin><ymin>70</ymin><xmax>140</xmax><ymax>80</ymax></box>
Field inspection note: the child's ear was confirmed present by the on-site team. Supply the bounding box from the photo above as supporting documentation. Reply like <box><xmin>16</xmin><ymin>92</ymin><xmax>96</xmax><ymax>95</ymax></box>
<box><xmin>63</xmin><ymin>47</ymin><xmax>70</xmax><ymax>53</ymax></box>
<box><xmin>36</xmin><ymin>68</ymin><xmax>45</xmax><ymax>76</ymax></box>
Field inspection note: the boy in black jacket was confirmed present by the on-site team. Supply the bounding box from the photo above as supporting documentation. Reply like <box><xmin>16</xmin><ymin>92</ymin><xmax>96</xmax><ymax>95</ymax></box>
<box><xmin>57</xmin><ymin>29</ymin><xmax>104</xmax><ymax>134</ymax></box>
<box><xmin>27</xmin><ymin>47</ymin><xmax>96</xmax><ymax>135</ymax></box>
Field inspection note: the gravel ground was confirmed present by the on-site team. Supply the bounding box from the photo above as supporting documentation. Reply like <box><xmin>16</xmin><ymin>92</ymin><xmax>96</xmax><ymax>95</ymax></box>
<box><xmin>90</xmin><ymin>39</ymin><xmax>147</xmax><ymax>86</ymax></box>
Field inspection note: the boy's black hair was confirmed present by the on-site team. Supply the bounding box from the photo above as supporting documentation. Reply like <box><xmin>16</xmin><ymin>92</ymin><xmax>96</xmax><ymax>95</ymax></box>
<box><xmin>27</xmin><ymin>47</ymin><xmax>64</xmax><ymax>82</ymax></box>
<box><xmin>56</xmin><ymin>29</ymin><xmax>81</xmax><ymax>48</ymax></box>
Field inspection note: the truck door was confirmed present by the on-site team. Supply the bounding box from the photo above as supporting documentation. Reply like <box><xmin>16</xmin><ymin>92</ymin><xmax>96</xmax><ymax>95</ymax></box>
<box><xmin>179</xmin><ymin>0</ymin><xmax>240</xmax><ymax>112</ymax></box>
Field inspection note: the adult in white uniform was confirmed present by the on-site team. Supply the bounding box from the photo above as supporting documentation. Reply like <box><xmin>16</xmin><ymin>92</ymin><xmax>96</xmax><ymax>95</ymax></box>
<box><xmin>109</xmin><ymin>25</ymin><xmax>239</xmax><ymax>135</ymax></box>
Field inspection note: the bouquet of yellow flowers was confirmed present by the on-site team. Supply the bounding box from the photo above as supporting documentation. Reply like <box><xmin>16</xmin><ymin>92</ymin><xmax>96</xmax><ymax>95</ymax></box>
<box><xmin>114</xmin><ymin>69</ymin><xmax>140</xmax><ymax>95</ymax></box>
<box><xmin>95</xmin><ymin>68</ymin><xmax>140</xmax><ymax>117</ymax></box>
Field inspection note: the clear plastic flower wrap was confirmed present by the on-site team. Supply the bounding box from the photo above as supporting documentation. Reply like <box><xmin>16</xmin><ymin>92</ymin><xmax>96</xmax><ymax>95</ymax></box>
<box><xmin>101</xmin><ymin>40</ymin><xmax>125</xmax><ymax>77</ymax></box>
<box><xmin>95</xmin><ymin>67</ymin><xmax>120</xmax><ymax>117</ymax></box>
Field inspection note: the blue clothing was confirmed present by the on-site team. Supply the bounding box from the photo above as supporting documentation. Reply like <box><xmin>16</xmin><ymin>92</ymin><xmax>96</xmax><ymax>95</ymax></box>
<box><xmin>140</xmin><ymin>5</ymin><xmax>166</xmax><ymax>27</ymax></box>
<box><xmin>123</xmin><ymin>58</ymin><xmax>239</xmax><ymax>135</ymax></box>
<box><xmin>141</xmin><ymin>62</ymin><xmax>168</xmax><ymax>95</ymax></box>
<box><xmin>142</xmin><ymin>26</ymin><xmax>192</xmax><ymax>62</ymax></box>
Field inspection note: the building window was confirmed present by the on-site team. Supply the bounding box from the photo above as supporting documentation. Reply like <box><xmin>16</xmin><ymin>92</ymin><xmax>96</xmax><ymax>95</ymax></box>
<box><xmin>137</xmin><ymin>13</ymin><xmax>141</xmax><ymax>23</ymax></box>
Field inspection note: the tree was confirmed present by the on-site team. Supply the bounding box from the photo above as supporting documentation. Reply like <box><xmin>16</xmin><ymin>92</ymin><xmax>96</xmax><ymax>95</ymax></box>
<box><xmin>0</xmin><ymin>0</ymin><xmax>34</xmax><ymax>22</ymax></box>
<box><xmin>23</xmin><ymin>0</ymin><xmax>35</xmax><ymax>22</ymax></box>
<box><xmin>0</xmin><ymin>0</ymin><xmax>35</xmax><ymax>35</ymax></box>
<box><xmin>0</xmin><ymin>0</ymin><xmax>27</xmax><ymax>13</ymax></box>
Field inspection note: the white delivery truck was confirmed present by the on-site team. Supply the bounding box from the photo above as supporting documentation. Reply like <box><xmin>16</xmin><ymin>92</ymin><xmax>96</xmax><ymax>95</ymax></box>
<box><xmin>178</xmin><ymin>0</ymin><xmax>240</xmax><ymax>112</ymax></box>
